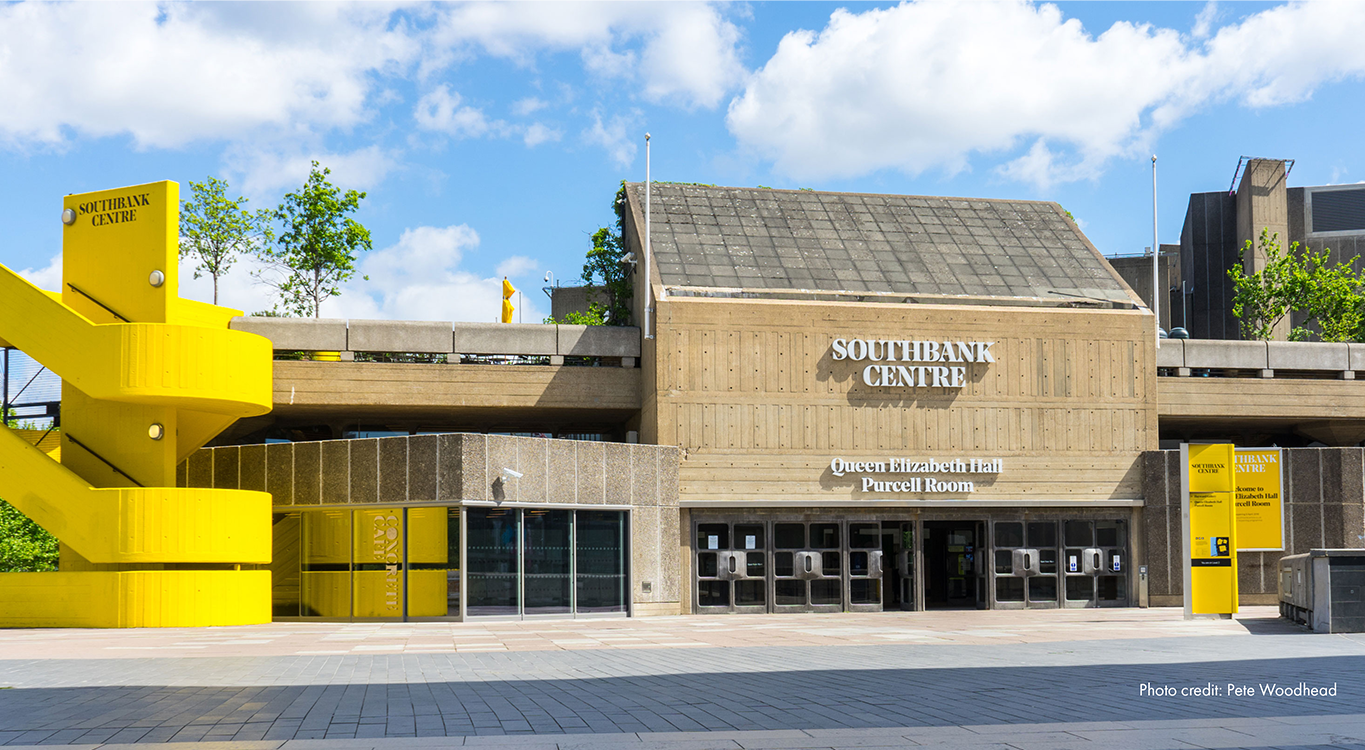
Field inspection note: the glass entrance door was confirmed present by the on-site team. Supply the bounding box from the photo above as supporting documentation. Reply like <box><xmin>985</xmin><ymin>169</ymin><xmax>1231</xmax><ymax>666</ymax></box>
<box><xmin>1062</xmin><ymin>520</ymin><xmax>1129</xmax><ymax>608</ymax></box>
<box><xmin>523</xmin><ymin>509</ymin><xmax>572</xmax><ymax>616</ymax></box>
<box><xmin>990</xmin><ymin>520</ymin><xmax>1059</xmax><ymax>609</ymax></box>
<box><xmin>694</xmin><ymin>522</ymin><xmax>766</xmax><ymax>613</ymax></box>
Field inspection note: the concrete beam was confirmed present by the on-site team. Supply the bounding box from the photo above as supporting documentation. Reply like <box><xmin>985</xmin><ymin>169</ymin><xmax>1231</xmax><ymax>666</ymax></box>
<box><xmin>452</xmin><ymin>323</ymin><xmax>557</xmax><ymax>356</ymax></box>
<box><xmin>558</xmin><ymin>325</ymin><xmax>642</xmax><ymax>357</ymax></box>
<box><xmin>347</xmin><ymin>320</ymin><xmax>453</xmax><ymax>354</ymax></box>
<box><xmin>1155</xmin><ymin>340</ymin><xmax>1184</xmax><ymax>368</ymax></box>
<box><xmin>230</xmin><ymin>317</ymin><xmax>348</xmax><ymax>351</ymax></box>
<box><xmin>1183</xmin><ymin>339</ymin><xmax>1268</xmax><ymax>370</ymax></box>
<box><xmin>1267</xmin><ymin>341</ymin><xmax>1349</xmax><ymax>371</ymax></box>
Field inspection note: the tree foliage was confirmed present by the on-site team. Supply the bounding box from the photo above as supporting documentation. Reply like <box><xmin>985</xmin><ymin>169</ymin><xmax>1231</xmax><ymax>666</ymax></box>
<box><xmin>1230</xmin><ymin>229</ymin><xmax>1365</xmax><ymax>342</ymax></box>
<box><xmin>179</xmin><ymin>176</ymin><xmax>269</xmax><ymax>305</ymax></box>
<box><xmin>256</xmin><ymin>162</ymin><xmax>372</xmax><ymax>318</ymax></box>
<box><xmin>567</xmin><ymin>183</ymin><xmax>634</xmax><ymax>326</ymax></box>
<box><xmin>0</xmin><ymin>500</ymin><xmax>58</xmax><ymax>572</ymax></box>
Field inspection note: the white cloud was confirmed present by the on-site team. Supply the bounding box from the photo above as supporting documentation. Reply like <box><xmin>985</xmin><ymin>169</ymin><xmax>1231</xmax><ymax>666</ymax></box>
<box><xmin>428</xmin><ymin>2</ymin><xmax>745</xmax><ymax>108</ymax></box>
<box><xmin>583</xmin><ymin>110</ymin><xmax>640</xmax><ymax>168</ymax></box>
<box><xmin>322</xmin><ymin>225</ymin><xmax>545</xmax><ymax>323</ymax></box>
<box><xmin>523</xmin><ymin>123</ymin><xmax>562</xmax><ymax>148</ymax></box>
<box><xmin>726</xmin><ymin>0</ymin><xmax>1365</xmax><ymax>188</ymax></box>
<box><xmin>512</xmin><ymin>97</ymin><xmax>549</xmax><ymax>116</ymax></box>
<box><xmin>414</xmin><ymin>85</ymin><xmax>507</xmax><ymax>138</ymax></box>
<box><xmin>0</xmin><ymin>3</ymin><xmax>415</xmax><ymax>148</ymax></box>
<box><xmin>223</xmin><ymin>144</ymin><xmax>398</xmax><ymax>199</ymax></box>
<box><xmin>17</xmin><ymin>253</ymin><xmax>62</xmax><ymax>292</ymax></box>
<box><xmin>179</xmin><ymin>252</ymin><xmax>279</xmax><ymax>316</ymax></box>
<box><xmin>496</xmin><ymin>256</ymin><xmax>539</xmax><ymax>278</ymax></box>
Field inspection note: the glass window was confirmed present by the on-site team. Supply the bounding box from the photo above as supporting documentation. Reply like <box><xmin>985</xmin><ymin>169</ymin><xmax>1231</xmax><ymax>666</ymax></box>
<box><xmin>1066</xmin><ymin>576</ymin><xmax>1094</xmax><ymax>601</ymax></box>
<box><xmin>467</xmin><ymin>507</ymin><xmax>520</xmax><ymax>616</ymax></box>
<box><xmin>271</xmin><ymin>513</ymin><xmax>302</xmax><ymax>617</ymax></box>
<box><xmin>301</xmin><ymin>510</ymin><xmax>351</xmax><ymax>618</ymax></box>
<box><xmin>697</xmin><ymin>523</ymin><xmax>729</xmax><ymax>551</ymax></box>
<box><xmin>994</xmin><ymin>550</ymin><xmax>1013</xmax><ymax>574</ymax></box>
<box><xmin>994</xmin><ymin>522</ymin><xmax>1023</xmax><ymax>548</ymax></box>
<box><xmin>576</xmin><ymin>511</ymin><xmax>626</xmax><ymax>614</ymax></box>
<box><xmin>407</xmin><ymin>507</ymin><xmax>459</xmax><ymax>617</ymax></box>
<box><xmin>522</xmin><ymin>509</ymin><xmax>571</xmax><ymax>615</ymax></box>
<box><xmin>810</xmin><ymin>579</ymin><xmax>841</xmax><ymax>605</ymax></box>
<box><xmin>1039</xmin><ymin>548</ymin><xmax>1058</xmax><ymax>575</ymax></box>
<box><xmin>745</xmin><ymin>551</ymin><xmax>766</xmax><ymax>578</ymax></box>
<box><xmin>698</xmin><ymin>580</ymin><xmax>729</xmax><ymax>607</ymax></box>
<box><xmin>821</xmin><ymin>551</ymin><xmax>842</xmax><ymax>575</ymax></box>
<box><xmin>848</xmin><ymin>523</ymin><xmax>880</xmax><ymax>549</ymax></box>
<box><xmin>810</xmin><ymin>523</ymin><xmax>840</xmax><ymax>549</ymax></box>
<box><xmin>774</xmin><ymin>552</ymin><xmax>794</xmax><ymax>577</ymax></box>
<box><xmin>1098</xmin><ymin>576</ymin><xmax>1126</xmax><ymax>602</ymax></box>
<box><xmin>1028</xmin><ymin>577</ymin><xmax>1057</xmax><ymax>601</ymax></box>
<box><xmin>735</xmin><ymin>524</ymin><xmax>765</xmax><ymax>551</ymax></box>
<box><xmin>996</xmin><ymin>577</ymin><xmax>1025</xmax><ymax>602</ymax></box>
<box><xmin>850</xmin><ymin>579</ymin><xmax>880</xmax><ymax>604</ymax></box>
<box><xmin>1027</xmin><ymin>522</ymin><xmax>1057</xmax><ymax>548</ymax></box>
<box><xmin>735</xmin><ymin>580</ymin><xmax>765</xmax><ymax>606</ymax></box>
<box><xmin>1064</xmin><ymin>521</ymin><xmax>1093</xmax><ymax>547</ymax></box>
<box><xmin>775</xmin><ymin>523</ymin><xmax>805</xmax><ymax>549</ymax></box>
<box><xmin>775</xmin><ymin>580</ymin><xmax>805</xmax><ymax>606</ymax></box>
<box><xmin>1097</xmin><ymin>521</ymin><xmax>1127</xmax><ymax>548</ymax></box>
<box><xmin>850</xmin><ymin>551</ymin><xmax>869</xmax><ymax>576</ymax></box>
<box><xmin>697</xmin><ymin>552</ymin><xmax>718</xmax><ymax>578</ymax></box>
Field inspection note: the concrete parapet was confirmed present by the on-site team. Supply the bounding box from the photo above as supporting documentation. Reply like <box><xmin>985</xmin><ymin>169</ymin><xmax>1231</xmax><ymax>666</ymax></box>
<box><xmin>348</xmin><ymin>320</ymin><xmax>452</xmax><ymax>354</ymax></box>
<box><xmin>1268</xmin><ymin>340</ymin><xmax>1349</xmax><ymax>371</ymax></box>
<box><xmin>558</xmin><ymin>325</ymin><xmax>641</xmax><ymax>357</ymax></box>
<box><xmin>1182</xmin><ymin>339</ymin><xmax>1267</xmax><ymax>370</ymax></box>
<box><xmin>1350</xmin><ymin>343</ymin><xmax>1365</xmax><ymax>371</ymax></box>
<box><xmin>230</xmin><ymin>317</ymin><xmax>348</xmax><ymax>351</ymax></box>
<box><xmin>1155</xmin><ymin>340</ymin><xmax>1183</xmax><ymax>368</ymax></box>
<box><xmin>452</xmin><ymin>322</ymin><xmax>557</xmax><ymax>356</ymax></box>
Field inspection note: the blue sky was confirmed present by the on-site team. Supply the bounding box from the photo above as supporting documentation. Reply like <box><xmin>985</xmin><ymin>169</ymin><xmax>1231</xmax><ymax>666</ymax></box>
<box><xmin>3</xmin><ymin>1</ymin><xmax>1365</xmax><ymax>323</ymax></box>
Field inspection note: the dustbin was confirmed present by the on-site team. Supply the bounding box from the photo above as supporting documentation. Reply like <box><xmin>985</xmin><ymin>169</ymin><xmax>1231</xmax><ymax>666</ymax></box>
<box><xmin>1279</xmin><ymin>550</ymin><xmax>1365</xmax><ymax>633</ymax></box>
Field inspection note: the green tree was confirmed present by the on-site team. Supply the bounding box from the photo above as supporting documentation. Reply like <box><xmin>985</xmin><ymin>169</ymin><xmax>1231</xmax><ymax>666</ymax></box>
<box><xmin>566</xmin><ymin>183</ymin><xmax>634</xmax><ymax>326</ymax></box>
<box><xmin>179</xmin><ymin>176</ymin><xmax>270</xmax><ymax>305</ymax></box>
<box><xmin>256</xmin><ymin>162</ymin><xmax>372</xmax><ymax>318</ymax></box>
<box><xmin>0</xmin><ymin>500</ymin><xmax>58</xmax><ymax>572</ymax></box>
<box><xmin>1230</xmin><ymin>229</ymin><xmax>1365</xmax><ymax>342</ymax></box>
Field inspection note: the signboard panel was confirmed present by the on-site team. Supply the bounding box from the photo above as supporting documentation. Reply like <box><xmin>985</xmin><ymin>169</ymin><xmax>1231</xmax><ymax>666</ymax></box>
<box><xmin>1234</xmin><ymin>448</ymin><xmax>1284</xmax><ymax>551</ymax></box>
<box><xmin>1182</xmin><ymin>443</ymin><xmax>1238</xmax><ymax>617</ymax></box>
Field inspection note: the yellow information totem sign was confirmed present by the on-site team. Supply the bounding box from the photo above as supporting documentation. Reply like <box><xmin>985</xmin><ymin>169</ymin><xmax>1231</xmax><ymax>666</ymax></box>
<box><xmin>1182</xmin><ymin>443</ymin><xmax>1239</xmax><ymax>617</ymax></box>
<box><xmin>0</xmin><ymin>181</ymin><xmax>274</xmax><ymax>628</ymax></box>
<box><xmin>1235</xmin><ymin>448</ymin><xmax>1284</xmax><ymax>551</ymax></box>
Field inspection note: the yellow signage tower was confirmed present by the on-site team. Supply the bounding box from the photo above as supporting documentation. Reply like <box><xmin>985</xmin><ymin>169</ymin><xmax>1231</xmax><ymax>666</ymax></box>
<box><xmin>1181</xmin><ymin>442</ymin><xmax>1239</xmax><ymax>618</ymax></box>
<box><xmin>0</xmin><ymin>181</ymin><xmax>274</xmax><ymax>627</ymax></box>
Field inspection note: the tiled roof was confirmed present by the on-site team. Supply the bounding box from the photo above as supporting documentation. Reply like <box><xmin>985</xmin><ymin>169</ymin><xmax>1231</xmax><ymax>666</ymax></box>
<box><xmin>628</xmin><ymin>183</ymin><xmax>1131</xmax><ymax>303</ymax></box>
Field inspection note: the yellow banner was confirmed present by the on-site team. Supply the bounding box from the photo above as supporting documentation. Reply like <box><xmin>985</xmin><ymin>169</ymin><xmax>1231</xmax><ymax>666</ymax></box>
<box><xmin>1235</xmin><ymin>448</ymin><xmax>1283</xmax><ymax>551</ymax></box>
<box><xmin>1185</xmin><ymin>443</ymin><xmax>1238</xmax><ymax>615</ymax></box>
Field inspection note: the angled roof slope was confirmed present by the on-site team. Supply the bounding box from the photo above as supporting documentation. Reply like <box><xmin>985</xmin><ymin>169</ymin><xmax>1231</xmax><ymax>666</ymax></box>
<box><xmin>627</xmin><ymin>183</ymin><xmax>1134</xmax><ymax>304</ymax></box>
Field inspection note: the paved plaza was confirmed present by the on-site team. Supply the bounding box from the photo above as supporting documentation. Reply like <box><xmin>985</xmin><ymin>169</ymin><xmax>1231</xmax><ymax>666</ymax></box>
<box><xmin>0</xmin><ymin>607</ymin><xmax>1363</xmax><ymax>749</ymax></box>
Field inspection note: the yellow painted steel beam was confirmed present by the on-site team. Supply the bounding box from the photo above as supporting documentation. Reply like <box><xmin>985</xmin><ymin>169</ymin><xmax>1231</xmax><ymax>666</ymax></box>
<box><xmin>0</xmin><ymin>571</ymin><xmax>270</xmax><ymax>628</ymax></box>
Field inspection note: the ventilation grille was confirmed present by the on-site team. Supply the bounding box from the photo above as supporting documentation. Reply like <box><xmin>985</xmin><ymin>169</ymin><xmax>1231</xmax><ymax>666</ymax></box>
<box><xmin>1312</xmin><ymin>188</ymin><xmax>1365</xmax><ymax>233</ymax></box>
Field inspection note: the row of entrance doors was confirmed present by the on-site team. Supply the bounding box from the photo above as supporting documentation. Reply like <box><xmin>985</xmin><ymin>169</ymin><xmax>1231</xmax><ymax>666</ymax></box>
<box><xmin>693</xmin><ymin>518</ymin><xmax>1129</xmax><ymax>613</ymax></box>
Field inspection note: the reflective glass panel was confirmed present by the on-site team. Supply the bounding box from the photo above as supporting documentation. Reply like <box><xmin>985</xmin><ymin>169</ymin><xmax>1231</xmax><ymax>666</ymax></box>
<box><xmin>735</xmin><ymin>580</ymin><xmax>765</xmax><ymax>606</ymax></box>
<box><xmin>775</xmin><ymin>524</ymin><xmax>805</xmax><ymax>549</ymax></box>
<box><xmin>994</xmin><ymin>522</ymin><xmax>1023</xmax><ymax>548</ymax></box>
<box><xmin>775</xmin><ymin>580</ymin><xmax>805</xmax><ymax>606</ymax></box>
<box><xmin>774</xmin><ymin>551</ymin><xmax>794</xmax><ymax>577</ymax></box>
<box><xmin>698</xmin><ymin>580</ymin><xmax>729</xmax><ymax>607</ymax></box>
<box><xmin>1065</xmin><ymin>576</ymin><xmax>1094</xmax><ymax>601</ymax></box>
<box><xmin>1028</xmin><ymin>577</ymin><xmax>1057</xmax><ymax>601</ymax></box>
<box><xmin>1064</xmin><ymin>521</ymin><xmax>1093</xmax><ymax>547</ymax></box>
<box><xmin>467</xmin><ymin>507</ymin><xmax>520</xmax><ymax>616</ymax></box>
<box><xmin>735</xmin><ymin>524</ymin><xmax>765</xmax><ymax>551</ymax></box>
<box><xmin>810</xmin><ymin>523</ymin><xmax>840</xmax><ymax>549</ymax></box>
<box><xmin>745</xmin><ymin>551</ymin><xmax>766</xmax><ymax>578</ymax></box>
<box><xmin>576</xmin><ymin>510</ymin><xmax>626</xmax><ymax>613</ymax></box>
<box><xmin>301</xmin><ymin>510</ymin><xmax>351</xmax><ymax>618</ymax></box>
<box><xmin>1097</xmin><ymin>521</ymin><xmax>1127</xmax><ymax>548</ymax></box>
<box><xmin>821</xmin><ymin>551</ymin><xmax>842</xmax><ymax>575</ymax></box>
<box><xmin>848</xmin><ymin>523</ymin><xmax>880</xmax><ymax>549</ymax></box>
<box><xmin>697</xmin><ymin>552</ymin><xmax>718</xmax><ymax>577</ymax></box>
<box><xmin>996</xmin><ymin>577</ymin><xmax>1025</xmax><ymax>602</ymax></box>
<box><xmin>352</xmin><ymin>509</ymin><xmax>405</xmax><ymax>618</ymax></box>
<box><xmin>697</xmin><ymin>524</ymin><xmax>729</xmax><ymax>550</ymax></box>
<box><xmin>810</xmin><ymin>579</ymin><xmax>841</xmax><ymax>605</ymax></box>
<box><xmin>850</xmin><ymin>551</ymin><xmax>869</xmax><ymax>575</ymax></box>
<box><xmin>1027</xmin><ymin>522</ymin><xmax>1057</xmax><ymax>548</ymax></box>
<box><xmin>407</xmin><ymin>507</ymin><xmax>459</xmax><ymax>617</ymax></box>
<box><xmin>522</xmin><ymin>509</ymin><xmax>571</xmax><ymax>615</ymax></box>
<box><xmin>272</xmin><ymin>513</ymin><xmax>302</xmax><ymax>617</ymax></box>
<box><xmin>994</xmin><ymin>550</ymin><xmax>1013</xmax><ymax>574</ymax></box>
<box><xmin>850</xmin><ymin>579</ymin><xmax>880</xmax><ymax>604</ymax></box>
<box><xmin>1098</xmin><ymin>576</ymin><xmax>1126</xmax><ymax>602</ymax></box>
<box><xmin>1039</xmin><ymin>548</ymin><xmax>1058</xmax><ymax>575</ymax></box>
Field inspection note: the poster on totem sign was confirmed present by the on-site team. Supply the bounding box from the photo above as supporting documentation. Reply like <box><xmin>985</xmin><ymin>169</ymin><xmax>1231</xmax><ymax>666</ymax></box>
<box><xmin>1234</xmin><ymin>448</ymin><xmax>1284</xmax><ymax>552</ymax></box>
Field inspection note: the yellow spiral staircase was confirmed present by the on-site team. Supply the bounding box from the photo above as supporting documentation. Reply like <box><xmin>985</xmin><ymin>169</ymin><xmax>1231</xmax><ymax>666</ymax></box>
<box><xmin>0</xmin><ymin>181</ymin><xmax>274</xmax><ymax>627</ymax></box>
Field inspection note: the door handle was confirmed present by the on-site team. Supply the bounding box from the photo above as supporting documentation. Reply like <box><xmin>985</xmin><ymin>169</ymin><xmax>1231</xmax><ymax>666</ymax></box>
<box><xmin>1093</xmin><ymin>553</ymin><xmax>1101</xmax><ymax>571</ymax></box>
<box><xmin>1024</xmin><ymin>553</ymin><xmax>1031</xmax><ymax>570</ymax></box>
<box><xmin>729</xmin><ymin>555</ymin><xmax>737</xmax><ymax>574</ymax></box>
<box><xmin>804</xmin><ymin>555</ymin><xmax>813</xmax><ymax>573</ymax></box>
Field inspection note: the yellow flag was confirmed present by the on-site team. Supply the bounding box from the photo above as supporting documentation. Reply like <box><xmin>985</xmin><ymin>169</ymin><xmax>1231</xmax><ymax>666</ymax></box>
<box><xmin>501</xmin><ymin>278</ymin><xmax>515</xmax><ymax>323</ymax></box>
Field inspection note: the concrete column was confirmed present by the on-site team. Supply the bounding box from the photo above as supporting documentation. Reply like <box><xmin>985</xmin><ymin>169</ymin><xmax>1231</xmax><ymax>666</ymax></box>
<box><xmin>1236</xmin><ymin>158</ymin><xmax>1291</xmax><ymax>340</ymax></box>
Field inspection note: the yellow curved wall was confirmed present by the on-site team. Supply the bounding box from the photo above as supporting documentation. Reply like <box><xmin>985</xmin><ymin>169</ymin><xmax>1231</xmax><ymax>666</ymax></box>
<box><xmin>0</xmin><ymin>181</ymin><xmax>274</xmax><ymax>627</ymax></box>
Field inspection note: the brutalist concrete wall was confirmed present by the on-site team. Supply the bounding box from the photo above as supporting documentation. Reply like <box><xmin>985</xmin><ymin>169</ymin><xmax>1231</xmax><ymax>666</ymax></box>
<box><xmin>1143</xmin><ymin>448</ymin><xmax>1365</xmax><ymax>606</ymax></box>
<box><xmin>183</xmin><ymin>433</ymin><xmax>682</xmax><ymax>616</ymax></box>
<box><xmin>1179</xmin><ymin>191</ymin><xmax>1241</xmax><ymax>341</ymax></box>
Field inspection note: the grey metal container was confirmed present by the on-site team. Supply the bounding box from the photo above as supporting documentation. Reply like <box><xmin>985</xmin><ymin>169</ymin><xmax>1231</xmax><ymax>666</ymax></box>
<box><xmin>1279</xmin><ymin>550</ymin><xmax>1365</xmax><ymax>633</ymax></box>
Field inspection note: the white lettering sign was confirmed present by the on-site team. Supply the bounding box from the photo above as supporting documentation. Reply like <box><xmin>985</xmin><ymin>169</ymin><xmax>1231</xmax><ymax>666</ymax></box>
<box><xmin>831</xmin><ymin>338</ymin><xmax>995</xmax><ymax>389</ymax></box>
<box><xmin>830</xmin><ymin>456</ymin><xmax>1001</xmax><ymax>496</ymax></box>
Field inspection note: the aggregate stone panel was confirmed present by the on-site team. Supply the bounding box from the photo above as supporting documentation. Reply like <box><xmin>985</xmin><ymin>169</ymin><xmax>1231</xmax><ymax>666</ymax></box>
<box><xmin>349</xmin><ymin>439</ymin><xmax>379</xmax><ymax>504</ymax></box>
<box><xmin>1238</xmin><ymin>551</ymin><xmax>1267</xmax><ymax>597</ymax></box>
<box><xmin>408</xmin><ymin>435</ymin><xmax>438</xmax><ymax>501</ymax></box>
<box><xmin>631</xmin><ymin>449</ymin><xmax>660</xmax><ymax>508</ymax></box>
<box><xmin>514</xmin><ymin>436</ymin><xmax>549</xmax><ymax>504</ymax></box>
<box><xmin>1145</xmin><ymin>506</ymin><xmax>1173</xmax><ymax>598</ymax></box>
<box><xmin>175</xmin><ymin>459</ymin><xmax>187</xmax><ymax>488</ymax></box>
<box><xmin>458</xmin><ymin>433</ymin><xmax>487</xmax><ymax>501</ymax></box>
<box><xmin>239</xmin><ymin>444</ymin><xmax>266</xmax><ymax>493</ymax></box>
<box><xmin>290</xmin><ymin>441</ymin><xmax>320</xmax><ymax>506</ymax></box>
<box><xmin>1292</xmin><ymin>501</ymin><xmax>1324</xmax><ymax>551</ymax></box>
<box><xmin>631</xmin><ymin>505</ymin><xmax>663</xmax><ymax>606</ymax></box>
<box><xmin>485</xmin><ymin>435</ymin><xmax>521</xmax><ymax>503</ymax></box>
<box><xmin>187</xmin><ymin>449</ymin><xmax>213</xmax><ymax>489</ymax></box>
<box><xmin>604</xmin><ymin>442</ymin><xmax>634</xmax><ymax>505</ymax></box>
<box><xmin>378</xmin><ymin>437</ymin><xmax>409</xmax><ymax>504</ymax></box>
<box><xmin>436</xmin><ymin>433</ymin><xmax>464</xmax><ymax>501</ymax></box>
<box><xmin>1322</xmin><ymin>448</ymin><xmax>1346</xmax><ymax>505</ymax></box>
<box><xmin>547</xmin><ymin>440</ymin><xmax>578</xmax><ymax>504</ymax></box>
<box><xmin>265</xmin><ymin>442</ymin><xmax>294</xmax><ymax>506</ymax></box>
<box><xmin>1324</xmin><ymin>504</ymin><xmax>1347</xmax><ymax>549</ymax></box>
<box><xmin>658</xmin><ymin>504</ymin><xmax>683</xmax><ymax>604</ymax></box>
<box><xmin>211</xmin><ymin>446</ymin><xmax>240</xmax><ymax>490</ymax></box>
<box><xmin>575</xmin><ymin>441</ymin><xmax>606</xmax><ymax>504</ymax></box>
<box><xmin>658</xmin><ymin>447</ymin><xmax>681</xmax><ymax>508</ymax></box>
<box><xmin>320</xmin><ymin>440</ymin><xmax>350</xmax><ymax>504</ymax></box>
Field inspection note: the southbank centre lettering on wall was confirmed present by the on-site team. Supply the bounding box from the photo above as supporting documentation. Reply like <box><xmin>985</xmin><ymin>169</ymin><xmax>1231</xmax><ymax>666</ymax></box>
<box><xmin>830</xmin><ymin>338</ymin><xmax>996</xmax><ymax>388</ymax></box>
<box><xmin>76</xmin><ymin>192</ymin><xmax>151</xmax><ymax>228</ymax></box>
<box><xmin>831</xmin><ymin>457</ymin><xmax>1002</xmax><ymax>495</ymax></box>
